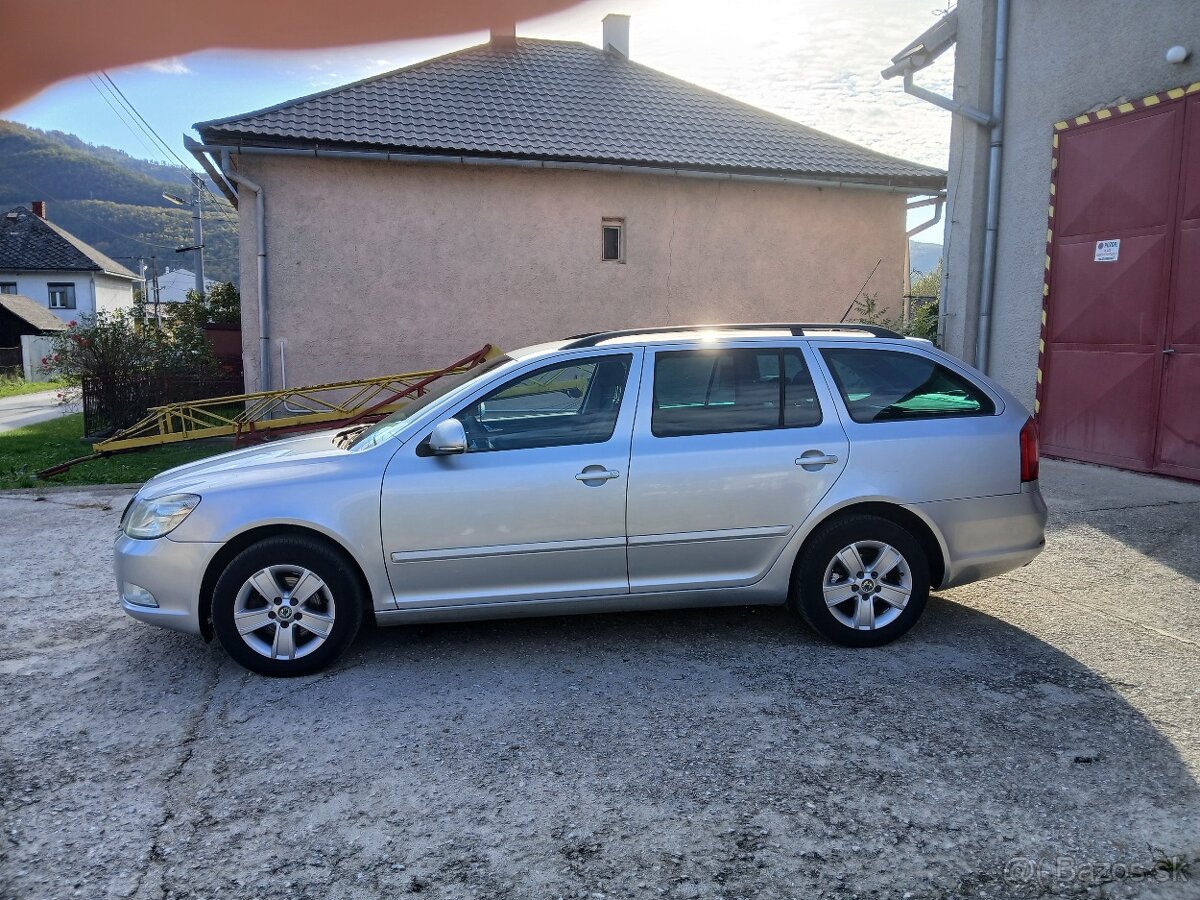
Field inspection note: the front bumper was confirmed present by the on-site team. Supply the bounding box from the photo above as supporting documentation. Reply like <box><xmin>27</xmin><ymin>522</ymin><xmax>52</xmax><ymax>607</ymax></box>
<box><xmin>114</xmin><ymin>533</ymin><xmax>222</xmax><ymax>635</ymax></box>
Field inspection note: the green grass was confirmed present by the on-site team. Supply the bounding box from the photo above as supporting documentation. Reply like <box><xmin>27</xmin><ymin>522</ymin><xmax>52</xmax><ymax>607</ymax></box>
<box><xmin>0</xmin><ymin>375</ymin><xmax>68</xmax><ymax>398</ymax></box>
<box><xmin>0</xmin><ymin>412</ymin><xmax>232</xmax><ymax>489</ymax></box>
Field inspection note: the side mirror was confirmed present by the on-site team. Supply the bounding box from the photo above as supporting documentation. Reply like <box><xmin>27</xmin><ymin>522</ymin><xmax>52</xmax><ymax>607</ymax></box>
<box><xmin>427</xmin><ymin>418</ymin><xmax>467</xmax><ymax>455</ymax></box>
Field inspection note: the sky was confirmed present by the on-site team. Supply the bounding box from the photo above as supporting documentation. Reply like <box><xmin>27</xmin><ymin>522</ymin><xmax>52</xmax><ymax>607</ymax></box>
<box><xmin>7</xmin><ymin>0</ymin><xmax>955</xmax><ymax>241</ymax></box>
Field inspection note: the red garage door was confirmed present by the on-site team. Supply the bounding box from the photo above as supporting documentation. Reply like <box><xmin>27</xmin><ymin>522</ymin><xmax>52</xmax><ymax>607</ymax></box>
<box><xmin>1041</xmin><ymin>92</ymin><xmax>1200</xmax><ymax>481</ymax></box>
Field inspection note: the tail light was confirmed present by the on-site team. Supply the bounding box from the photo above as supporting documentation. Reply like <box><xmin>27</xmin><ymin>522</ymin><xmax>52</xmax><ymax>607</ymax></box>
<box><xmin>1020</xmin><ymin>417</ymin><xmax>1040</xmax><ymax>483</ymax></box>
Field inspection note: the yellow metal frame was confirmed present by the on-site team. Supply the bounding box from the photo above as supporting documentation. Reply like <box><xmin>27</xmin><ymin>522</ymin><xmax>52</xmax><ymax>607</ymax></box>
<box><xmin>95</xmin><ymin>345</ymin><xmax>504</xmax><ymax>452</ymax></box>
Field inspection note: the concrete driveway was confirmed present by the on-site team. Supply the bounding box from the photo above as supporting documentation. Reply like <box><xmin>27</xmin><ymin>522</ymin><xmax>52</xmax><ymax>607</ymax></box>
<box><xmin>0</xmin><ymin>388</ymin><xmax>71</xmax><ymax>433</ymax></box>
<box><xmin>1</xmin><ymin>460</ymin><xmax>1197</xmax><ymax>899</ymax></box>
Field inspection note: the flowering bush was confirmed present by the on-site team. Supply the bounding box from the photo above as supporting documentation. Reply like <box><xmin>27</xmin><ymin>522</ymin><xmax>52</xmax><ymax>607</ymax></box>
<box><xmin>41</xmin><ymin>309</ymin><xmax>158</xmax><ymax>384</ymax></box>
<box><xmin>41</xmin><ymin>284</ymin><xmax>240</xmax><ymax>385</ymax></box>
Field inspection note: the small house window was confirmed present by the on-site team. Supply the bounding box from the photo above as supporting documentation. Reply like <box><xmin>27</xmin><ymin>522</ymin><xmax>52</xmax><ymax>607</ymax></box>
<box><xmin>601</xmin><ymin>219</ymin><xmax>624</xmax><ymax>262</ymax></box>
<box><xmin>48</xmin><ymin>283</ymin><xmax>76</xmax><ymax>309</ymax></box>
<box><xmin>0</xmin><ymin>283</ymin><xmax>16</xmax><ymax>294</ymax></box>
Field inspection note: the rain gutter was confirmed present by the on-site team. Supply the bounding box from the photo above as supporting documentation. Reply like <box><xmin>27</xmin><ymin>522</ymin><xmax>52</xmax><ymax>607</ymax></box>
<box><xmin>189</xmin><ymin>142</ymin><xmax>941</xmax><ymax>196</ymax></box>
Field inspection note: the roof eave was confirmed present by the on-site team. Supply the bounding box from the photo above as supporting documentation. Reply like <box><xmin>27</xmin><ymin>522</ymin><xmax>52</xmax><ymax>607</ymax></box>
<box><xmin>0</xmin><ymin>264</ymin><xmax>102</xmax><ymax>274</ymax></box>
<box><xmin>195</xmin><ymin>134</ymin><xmax>946</xmax><ymax>194</ymax></box>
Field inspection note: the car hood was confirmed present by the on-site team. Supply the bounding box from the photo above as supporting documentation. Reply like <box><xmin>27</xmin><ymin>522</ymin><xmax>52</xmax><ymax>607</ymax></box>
<box><xmin>139</xmin><ymin>429</ymin><xmax>353</xmax><ymax>497</ymax></box>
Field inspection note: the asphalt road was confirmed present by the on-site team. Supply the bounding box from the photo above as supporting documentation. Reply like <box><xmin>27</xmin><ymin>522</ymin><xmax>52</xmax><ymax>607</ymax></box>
<box><xmin>0</xmin><ymin>460</ymin><xmax>1197</xmax><ymax>899</ymax></box>
<box><xmin>0</xmin><ymin>389</ymin><xmax>70</xmax><ymax>433</ymax></box>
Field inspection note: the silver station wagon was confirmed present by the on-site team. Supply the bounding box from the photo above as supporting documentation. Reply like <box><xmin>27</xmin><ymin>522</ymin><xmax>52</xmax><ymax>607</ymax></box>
<box><xmin>116</xmin><ymin>324</ymin><xmax>1047</xmax><ymax>676</ymax></box>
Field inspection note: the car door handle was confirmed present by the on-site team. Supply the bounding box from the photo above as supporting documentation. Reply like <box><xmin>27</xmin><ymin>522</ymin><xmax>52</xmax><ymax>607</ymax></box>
<box><xmin>575</xmin><ymin>468</ymin><xmax>620</xmax><ymax>482</ymax></box>
<box><xmin>795</xmin><ymin>452</ymin><xmax>839</xmax><ymax>468</ymax></box>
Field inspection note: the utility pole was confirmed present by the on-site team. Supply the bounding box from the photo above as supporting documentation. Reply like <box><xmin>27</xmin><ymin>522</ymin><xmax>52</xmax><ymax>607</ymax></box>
<box><xmin>164</xmin><ymin>177</ymin><xmax>206</xmax><ymax>297</ymax></box>
<box><xmin>114</xmin><ymin>255</ymin><xmax>148</xmax><ymax>307</ymax></box>
<box><xmin>149</xmin><ymin>255</ymin><xmax>162</xmax><ymax>325</ymax></box>
<box><xmin>190</xmin><ymin>172</ymin><xmax>205</xmax><ymax>295</ymax></box>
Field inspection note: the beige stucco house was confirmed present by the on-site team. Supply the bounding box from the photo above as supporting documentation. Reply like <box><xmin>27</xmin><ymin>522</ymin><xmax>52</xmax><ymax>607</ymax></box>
<box><xmin>192</xmin><ymin>17</ymin><xmax>944</xmax><ymax>392</ymax></box>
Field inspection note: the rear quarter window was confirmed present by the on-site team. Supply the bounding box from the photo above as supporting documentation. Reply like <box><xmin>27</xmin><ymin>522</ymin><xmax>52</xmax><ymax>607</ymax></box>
<box><xmin>820</xmin><ymin>348</ymin><xmax>995</xmax><ymax>423</ymax></box>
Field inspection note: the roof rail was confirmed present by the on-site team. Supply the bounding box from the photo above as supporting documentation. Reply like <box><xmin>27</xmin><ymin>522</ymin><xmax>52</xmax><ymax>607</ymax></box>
<box><xmin>562</xmin><ymin>322</ymin><xmax>904</xmax><ymax>349</ymax></box>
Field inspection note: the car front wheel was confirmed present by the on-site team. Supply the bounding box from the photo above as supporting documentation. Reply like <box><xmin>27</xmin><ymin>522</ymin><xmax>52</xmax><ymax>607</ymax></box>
<box><xmin>792</xmin><ymin>514</ymin><xmax>930</xmax><ymax>647</ymax></box>
<box><xmin>211</xmin><ymin>536</ymin><xmax>364</xmax><ymax>676</ymax></box>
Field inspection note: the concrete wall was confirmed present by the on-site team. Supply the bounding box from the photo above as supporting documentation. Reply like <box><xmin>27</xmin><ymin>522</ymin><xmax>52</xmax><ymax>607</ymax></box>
<box><xmin>92</xmin><ymin>274</ymin><xmax>136</xmax><ymax>316</ymax></box>
<box><xmin>944</xmin><ymin>0</ymin><xmax>1200</xmax><ymax>408</ymax></box>
<box><xmin>232</xmin><ymin>155</ymin><xmax>908</xmax><ymax>391</ymax></box>
<box><xmin>21</xmin><ymin>335</ymin><xmax>57</xmax><ymax>381</ymax></box>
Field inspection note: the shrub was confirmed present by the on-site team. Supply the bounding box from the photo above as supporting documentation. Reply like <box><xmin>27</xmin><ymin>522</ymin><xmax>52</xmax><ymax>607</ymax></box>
<box><xmin>44</xmin><ymin>283</ymin><xmax>242</xmax><ymax>385</ymax></box>
<box><xmin>850</xmin><ymin>261</ymin><xmax>941</xmax><ymax>345</ymax></box>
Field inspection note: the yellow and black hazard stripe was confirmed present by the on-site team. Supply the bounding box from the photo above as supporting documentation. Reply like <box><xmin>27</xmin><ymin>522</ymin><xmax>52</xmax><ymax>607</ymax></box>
<box><xmin>1035</xmin><ymin>82</ymin><xmax>1200</xmax><ymax>421</ymax></box>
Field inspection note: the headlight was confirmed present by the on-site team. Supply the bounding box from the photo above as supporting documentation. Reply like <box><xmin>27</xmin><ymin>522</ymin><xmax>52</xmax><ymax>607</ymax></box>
<box><xmin>121</xmin><ymin>493</ymin><xmax>200</xmax><ymax>539</ymax></box>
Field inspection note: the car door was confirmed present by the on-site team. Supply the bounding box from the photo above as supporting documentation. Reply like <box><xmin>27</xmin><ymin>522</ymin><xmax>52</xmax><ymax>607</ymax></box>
<box><xmin>625</xmin><ymin>342</ymin><xmax>849</xmax><ymax>592</ymax></box>
<box><xmin>812</xmin><ymin>341</ymin><xmax>1014</xmax><ymax>499</ymax></box>
<box><xmin>381</xmin><ymin>348</ymin><xmax>641</xmax><ymax>608</ymax></box>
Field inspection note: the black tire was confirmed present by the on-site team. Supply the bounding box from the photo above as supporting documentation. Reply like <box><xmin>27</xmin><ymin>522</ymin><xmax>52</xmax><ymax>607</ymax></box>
<box><xmin>791</xmin><ymin>514</ymin><xmax>930</xmax><ymax>647</ymax></box>
<box><xmin>212</xmin><ymin>535</ymin><xmax>364</xmax><ymax>676</ymax></box>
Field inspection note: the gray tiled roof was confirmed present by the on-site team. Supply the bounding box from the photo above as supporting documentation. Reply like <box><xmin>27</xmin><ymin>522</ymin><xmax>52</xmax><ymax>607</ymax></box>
<box><xmin>0</xmin><ymin>206</ymin><xmax>138</xmax><ymax>278</ymax></box>
<box><xmin>197</xmin><ymin>39</ymin><xmax>944</xmax><ymax>189</ymax></box>
<box><xmin>0</xmin><ymin>294</ymin><xmax>68</xmax><ymax>332</ymax></box>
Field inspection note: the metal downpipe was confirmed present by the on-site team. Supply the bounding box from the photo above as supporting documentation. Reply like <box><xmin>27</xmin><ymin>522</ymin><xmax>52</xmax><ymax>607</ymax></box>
<box><xmin>974</xmin><ymin>0</ymin><xmax>1009</xmax><ymax>374</ymax></box>
<box><xmin>220</xmin><ymin>149</ymin><xmax>270</xmax><ymax>393</ymax></box>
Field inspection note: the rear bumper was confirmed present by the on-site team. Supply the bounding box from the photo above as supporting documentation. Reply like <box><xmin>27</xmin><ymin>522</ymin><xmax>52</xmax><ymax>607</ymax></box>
<box><xmin>114</xmin><ymin>533</ymin><xmax>221</xmax><ymax>636</ymax></box>
<box><xmin>916</xmin><ymin>483</ymin><xmax>1048</xmax><ymax>589</ymax></box>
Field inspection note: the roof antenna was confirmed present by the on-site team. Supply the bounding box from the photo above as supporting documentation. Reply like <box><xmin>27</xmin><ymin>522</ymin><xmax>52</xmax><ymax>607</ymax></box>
<box><xmin>839</xmin><ymin>258</ymin><xmax>883</xmax><ymax>323</ymax></box>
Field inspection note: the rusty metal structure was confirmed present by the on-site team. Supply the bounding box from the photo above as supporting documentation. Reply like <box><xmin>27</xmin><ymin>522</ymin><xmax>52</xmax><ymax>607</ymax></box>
<box><xmin>36</xmin><ymin>344</ymin><xmax>500</xmax><ymax>479</ymax></box>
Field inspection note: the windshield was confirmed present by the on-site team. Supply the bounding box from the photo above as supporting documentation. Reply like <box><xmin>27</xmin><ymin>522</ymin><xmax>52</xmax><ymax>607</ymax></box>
<box><xmin>347</xmin><ymin>354</ymin><xmax>514</xmax><ymax>450</ymax></box>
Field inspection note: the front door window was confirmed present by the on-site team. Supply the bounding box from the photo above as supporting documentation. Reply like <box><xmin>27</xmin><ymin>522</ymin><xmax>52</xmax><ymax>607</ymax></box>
<box><xmin>456</xmin><ymin>355</ymin><xmax>632</xmax><ymax>452</ymax></box>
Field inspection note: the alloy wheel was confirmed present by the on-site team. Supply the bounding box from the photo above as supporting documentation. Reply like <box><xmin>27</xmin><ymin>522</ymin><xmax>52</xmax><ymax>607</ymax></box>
<box><xmin>821</xmin><ymin>540</ymin><xmax>913</xmax><ymax>631</ymax></box>
<box><xmin>232</xmin><ymin>565</ymin><xmax>337</xmax><ymax>660</ymax></box>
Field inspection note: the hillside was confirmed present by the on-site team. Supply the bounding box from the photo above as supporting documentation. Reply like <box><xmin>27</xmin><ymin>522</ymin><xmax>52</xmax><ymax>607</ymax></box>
<box><xmin>909</xmin><ymin>240</ymin><xmax>942</xmax><ymax>276</ymax></box>
<box><xmin>0</xmin><ymin>120</ymin><xmax>238</xmax><ymax>284</ymax></box>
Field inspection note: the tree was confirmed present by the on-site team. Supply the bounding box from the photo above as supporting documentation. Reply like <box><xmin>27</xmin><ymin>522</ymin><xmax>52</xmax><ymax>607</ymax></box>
<box><xmin>43</xmin><ymin>283</ymin><xmax>241</xmax><ymax>384</ymax></box>
<box><xmin>851</xmin><ymin>259</ymin><xmax>941</xmax><ymax>344</ymax></box>
<box><xmin>905</xmin><ymin>260</ymin><xmax>942</xmax><ymax>343</ymax></box>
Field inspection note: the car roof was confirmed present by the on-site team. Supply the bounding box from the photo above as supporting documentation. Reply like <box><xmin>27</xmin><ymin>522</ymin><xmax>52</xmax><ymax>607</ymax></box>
<box><xmin>508</xmin><ymin>324</ymin><xmax>926</xmax><ymax>362</ymax></box>
<box><xmin>562</xmin><ymin>323</ymin><xmax>904</xmax><ymax>348</ymax></box>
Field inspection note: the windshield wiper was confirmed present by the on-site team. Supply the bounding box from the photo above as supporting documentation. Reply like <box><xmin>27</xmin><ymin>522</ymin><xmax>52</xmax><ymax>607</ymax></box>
<box><xmin>333</xmin><ymin>424</ymin><xmax>371</xmax><ymax>449</ymax></box>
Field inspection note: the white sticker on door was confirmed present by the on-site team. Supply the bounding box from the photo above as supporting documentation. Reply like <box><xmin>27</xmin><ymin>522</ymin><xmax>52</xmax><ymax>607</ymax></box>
<box><xmin>1094</xmin><ymin>239</ymin><xmax>1120</xmax><ymax>262</ymax></box>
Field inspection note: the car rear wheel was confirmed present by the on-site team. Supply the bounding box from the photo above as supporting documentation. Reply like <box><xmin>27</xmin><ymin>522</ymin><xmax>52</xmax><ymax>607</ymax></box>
<box><xmin>212</xmin><ymin>536</ymin><xmax>363</xmax><ymax>676</ymax></box>
<box><xmin>792</xmin><ymin>514</ymin><xmax>930</xmax><ymax>647</ymax></box>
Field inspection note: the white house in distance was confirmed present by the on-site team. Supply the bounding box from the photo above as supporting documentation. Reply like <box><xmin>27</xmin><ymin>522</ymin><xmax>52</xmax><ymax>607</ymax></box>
<box><xmin>0</xmin><ymin>203</ymin><xmax>138</xmax><ymax>323</ymax></box>
<box><xmin>152</xmin><ymin>266</ymin><xmax>217</xmax><ymax>305</ymax></box>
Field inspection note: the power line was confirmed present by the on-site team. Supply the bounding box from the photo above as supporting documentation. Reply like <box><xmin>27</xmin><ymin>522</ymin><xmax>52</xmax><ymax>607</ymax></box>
<box><xmin>91</xmin><ymin>74</ymin><xmax>194</xmax><ymax>184</ymax></box>
<box><xmin>85</xmin><ymin>76</ymin><xmax>237</xmax><ymax>231</ymax></box>
<box><xmin>4</xmin><ymin>167</ymin><xmax>227</xmax><ymax>252</ymax></box>
<box><xmin>201</xmin><ymin>186</ymin><xmax>239</xmax><ymax>229</ymax></box>
<box><xmin>99</xmin><ymin>72</ymin><xmax>197</xmax><ymax>173</ymax></box>
<box><xmin>93</xmin><ymin>72</ymin><xmax>240</xmax><ymax>232</ymax></box>
<box><xmin>87</xmin><ymin>76</ymin><xmax>167</xmax><ymax>165</ymax></box>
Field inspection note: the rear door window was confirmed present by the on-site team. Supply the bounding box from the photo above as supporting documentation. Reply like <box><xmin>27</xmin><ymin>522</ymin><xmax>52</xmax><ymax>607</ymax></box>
<box><xmin>652</xmin><ymin>348</ymin><xmax>822</xmax><ymax>437</ymax></box>
<box><xmin>820</xmin><ymin>348</ymin><xmax>995</xmax><ymax>423</ymax></box>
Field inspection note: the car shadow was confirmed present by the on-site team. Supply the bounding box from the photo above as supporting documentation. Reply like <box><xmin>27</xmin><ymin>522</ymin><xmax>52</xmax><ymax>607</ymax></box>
<box><xmin>40</xmin><ymin>586</ymin><xmax>1197</xmax><ymax>899</ymax></box>
<box><xmin>239</xmin><ymin>593</ymin><xmax>1197</xmax><ymax>897</ymax></box>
